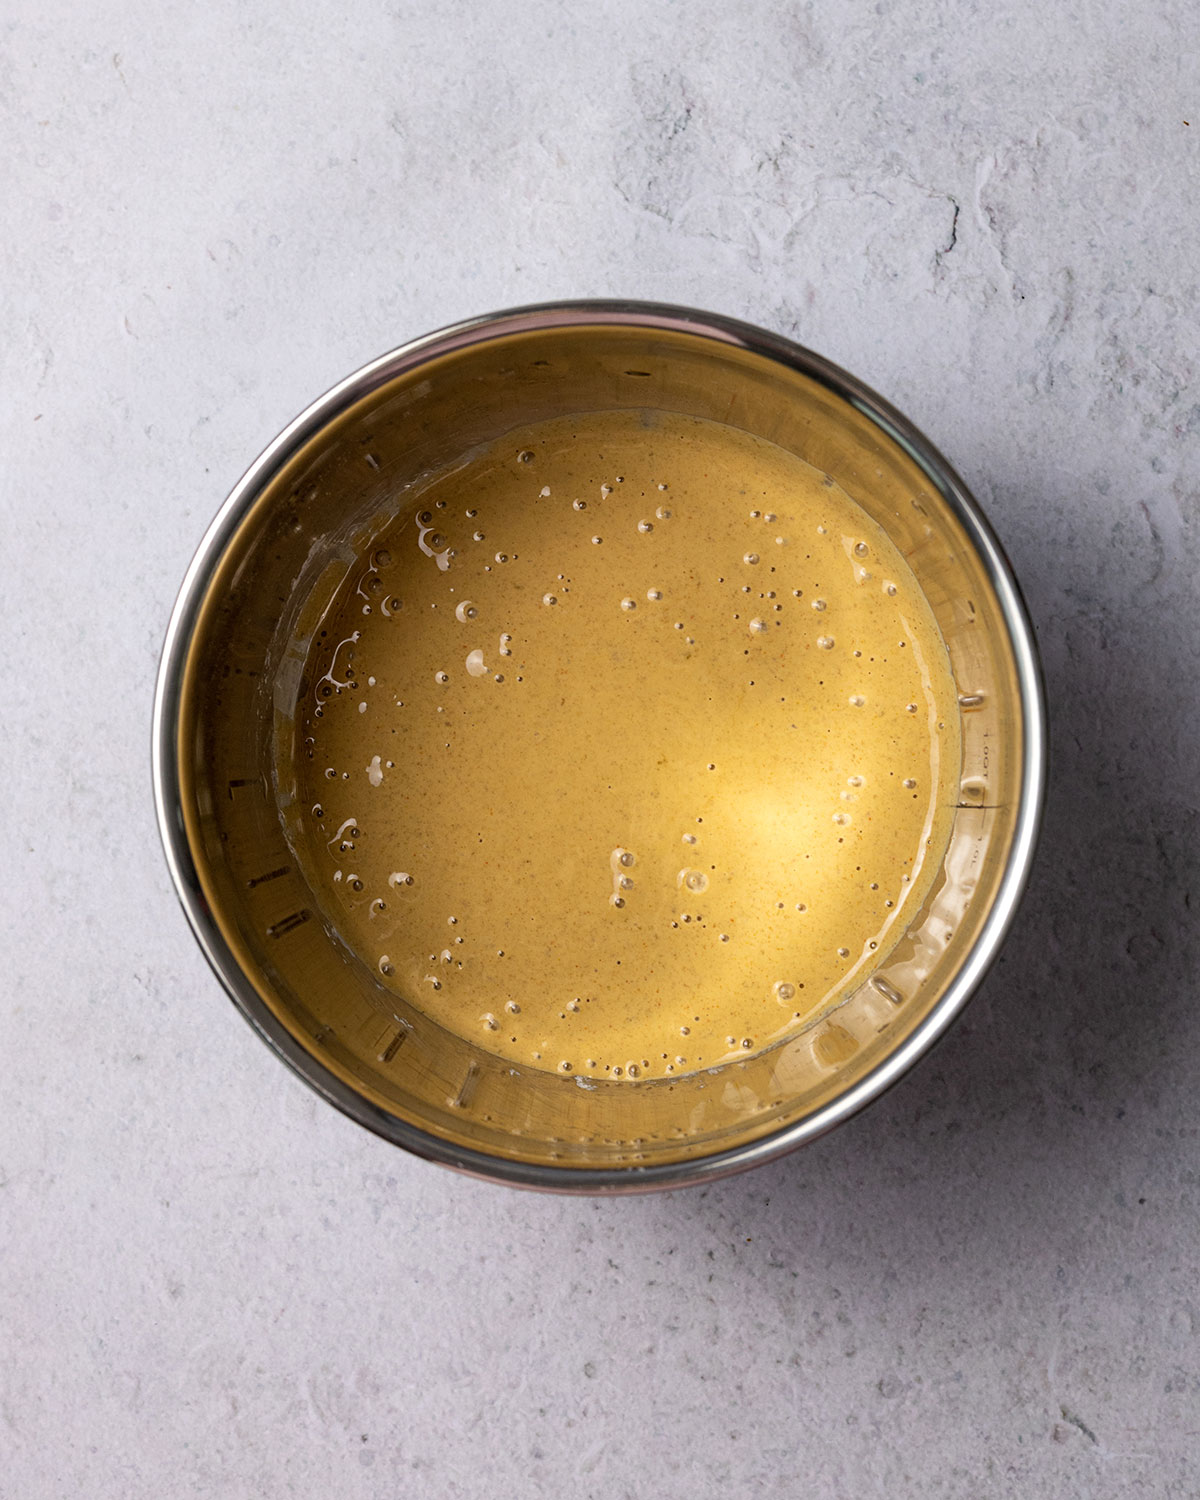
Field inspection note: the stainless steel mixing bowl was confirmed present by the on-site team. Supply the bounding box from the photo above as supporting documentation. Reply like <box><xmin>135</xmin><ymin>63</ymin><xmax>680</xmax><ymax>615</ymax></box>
<box><xmin>153</xmin><ymin>301</ymin><xmax>1045</xmax><ymax>1192</ymax></box>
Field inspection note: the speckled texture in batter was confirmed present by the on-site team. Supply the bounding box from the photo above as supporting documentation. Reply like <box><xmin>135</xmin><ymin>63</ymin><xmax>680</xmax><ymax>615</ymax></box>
<box><xmin>287</xmin><ymin>410</ymin><xmax>960</xmax><ymax>1079</ymax></box>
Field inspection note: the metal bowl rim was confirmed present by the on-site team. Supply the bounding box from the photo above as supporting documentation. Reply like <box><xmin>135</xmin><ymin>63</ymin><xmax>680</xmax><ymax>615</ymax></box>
<box><xmin>151</xmin><ymin>298</ymin><xmax>1047</xmax><ymax>1194</ymax></box>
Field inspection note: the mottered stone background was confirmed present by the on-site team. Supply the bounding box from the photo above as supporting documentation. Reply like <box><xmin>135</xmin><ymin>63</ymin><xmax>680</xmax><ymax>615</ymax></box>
<box><xmin>2</xmin><ymin>2</ymin><xmax>1197</xmax><ymax>1495</ymax></box>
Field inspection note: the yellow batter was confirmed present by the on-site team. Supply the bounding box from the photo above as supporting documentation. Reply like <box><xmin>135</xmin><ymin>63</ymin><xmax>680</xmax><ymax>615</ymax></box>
<box><xmin>285</xmin><ymin>410</ymin><xmax>960</xmax><ymax>1080</ymax></box>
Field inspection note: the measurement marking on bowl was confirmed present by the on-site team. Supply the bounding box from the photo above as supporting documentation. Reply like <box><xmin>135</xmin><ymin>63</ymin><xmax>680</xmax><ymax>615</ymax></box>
<box><xmin>267</xmin><ymin>908</ymin><xmax>311</xmax><ymax>939</ymax></box>
<box><xmin>227</xmin><ymin>776</ymin><xmax>263</xmax><ymax>799</ymax></box>
<box><xmin>246</xmin><ymin>865</ymin><xmax>290</xmax><ymax>889</ymax></box>
<box><xmin>451</xmin><ymin>1061</ymin><xmax>480</xmax><ymax>1109</ymax></box>
<box><xmin>378</xmin><ymin>1025</ymin><xmax>409</xmax><ymax>1063</ymax></box>
<box><xmin>869</xmin><ymin>975</ymin><xmax>904</xmax><ymax>1006</ymax></box>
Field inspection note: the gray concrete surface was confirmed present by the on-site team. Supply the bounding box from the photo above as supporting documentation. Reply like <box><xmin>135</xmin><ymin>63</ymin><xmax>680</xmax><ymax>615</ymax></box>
<box><xmin>3</xmin><ymin>2</ymin><xmax>1198</xmax><ymax>1495</ymax></box>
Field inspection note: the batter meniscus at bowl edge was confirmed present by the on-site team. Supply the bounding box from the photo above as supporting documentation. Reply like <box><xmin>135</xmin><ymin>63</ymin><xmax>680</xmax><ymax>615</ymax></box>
<box><xmin>283</xmin><ymin>408</ymin><xmax>961</xmax><ymax>1082</ymax></box>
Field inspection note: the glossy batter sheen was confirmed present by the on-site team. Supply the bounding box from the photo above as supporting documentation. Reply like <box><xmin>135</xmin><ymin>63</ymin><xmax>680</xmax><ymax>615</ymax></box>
<box><xmin>286</xmin><ymin>410</ymin><xmax>961</xmax><ymax>1081</ymax></box>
